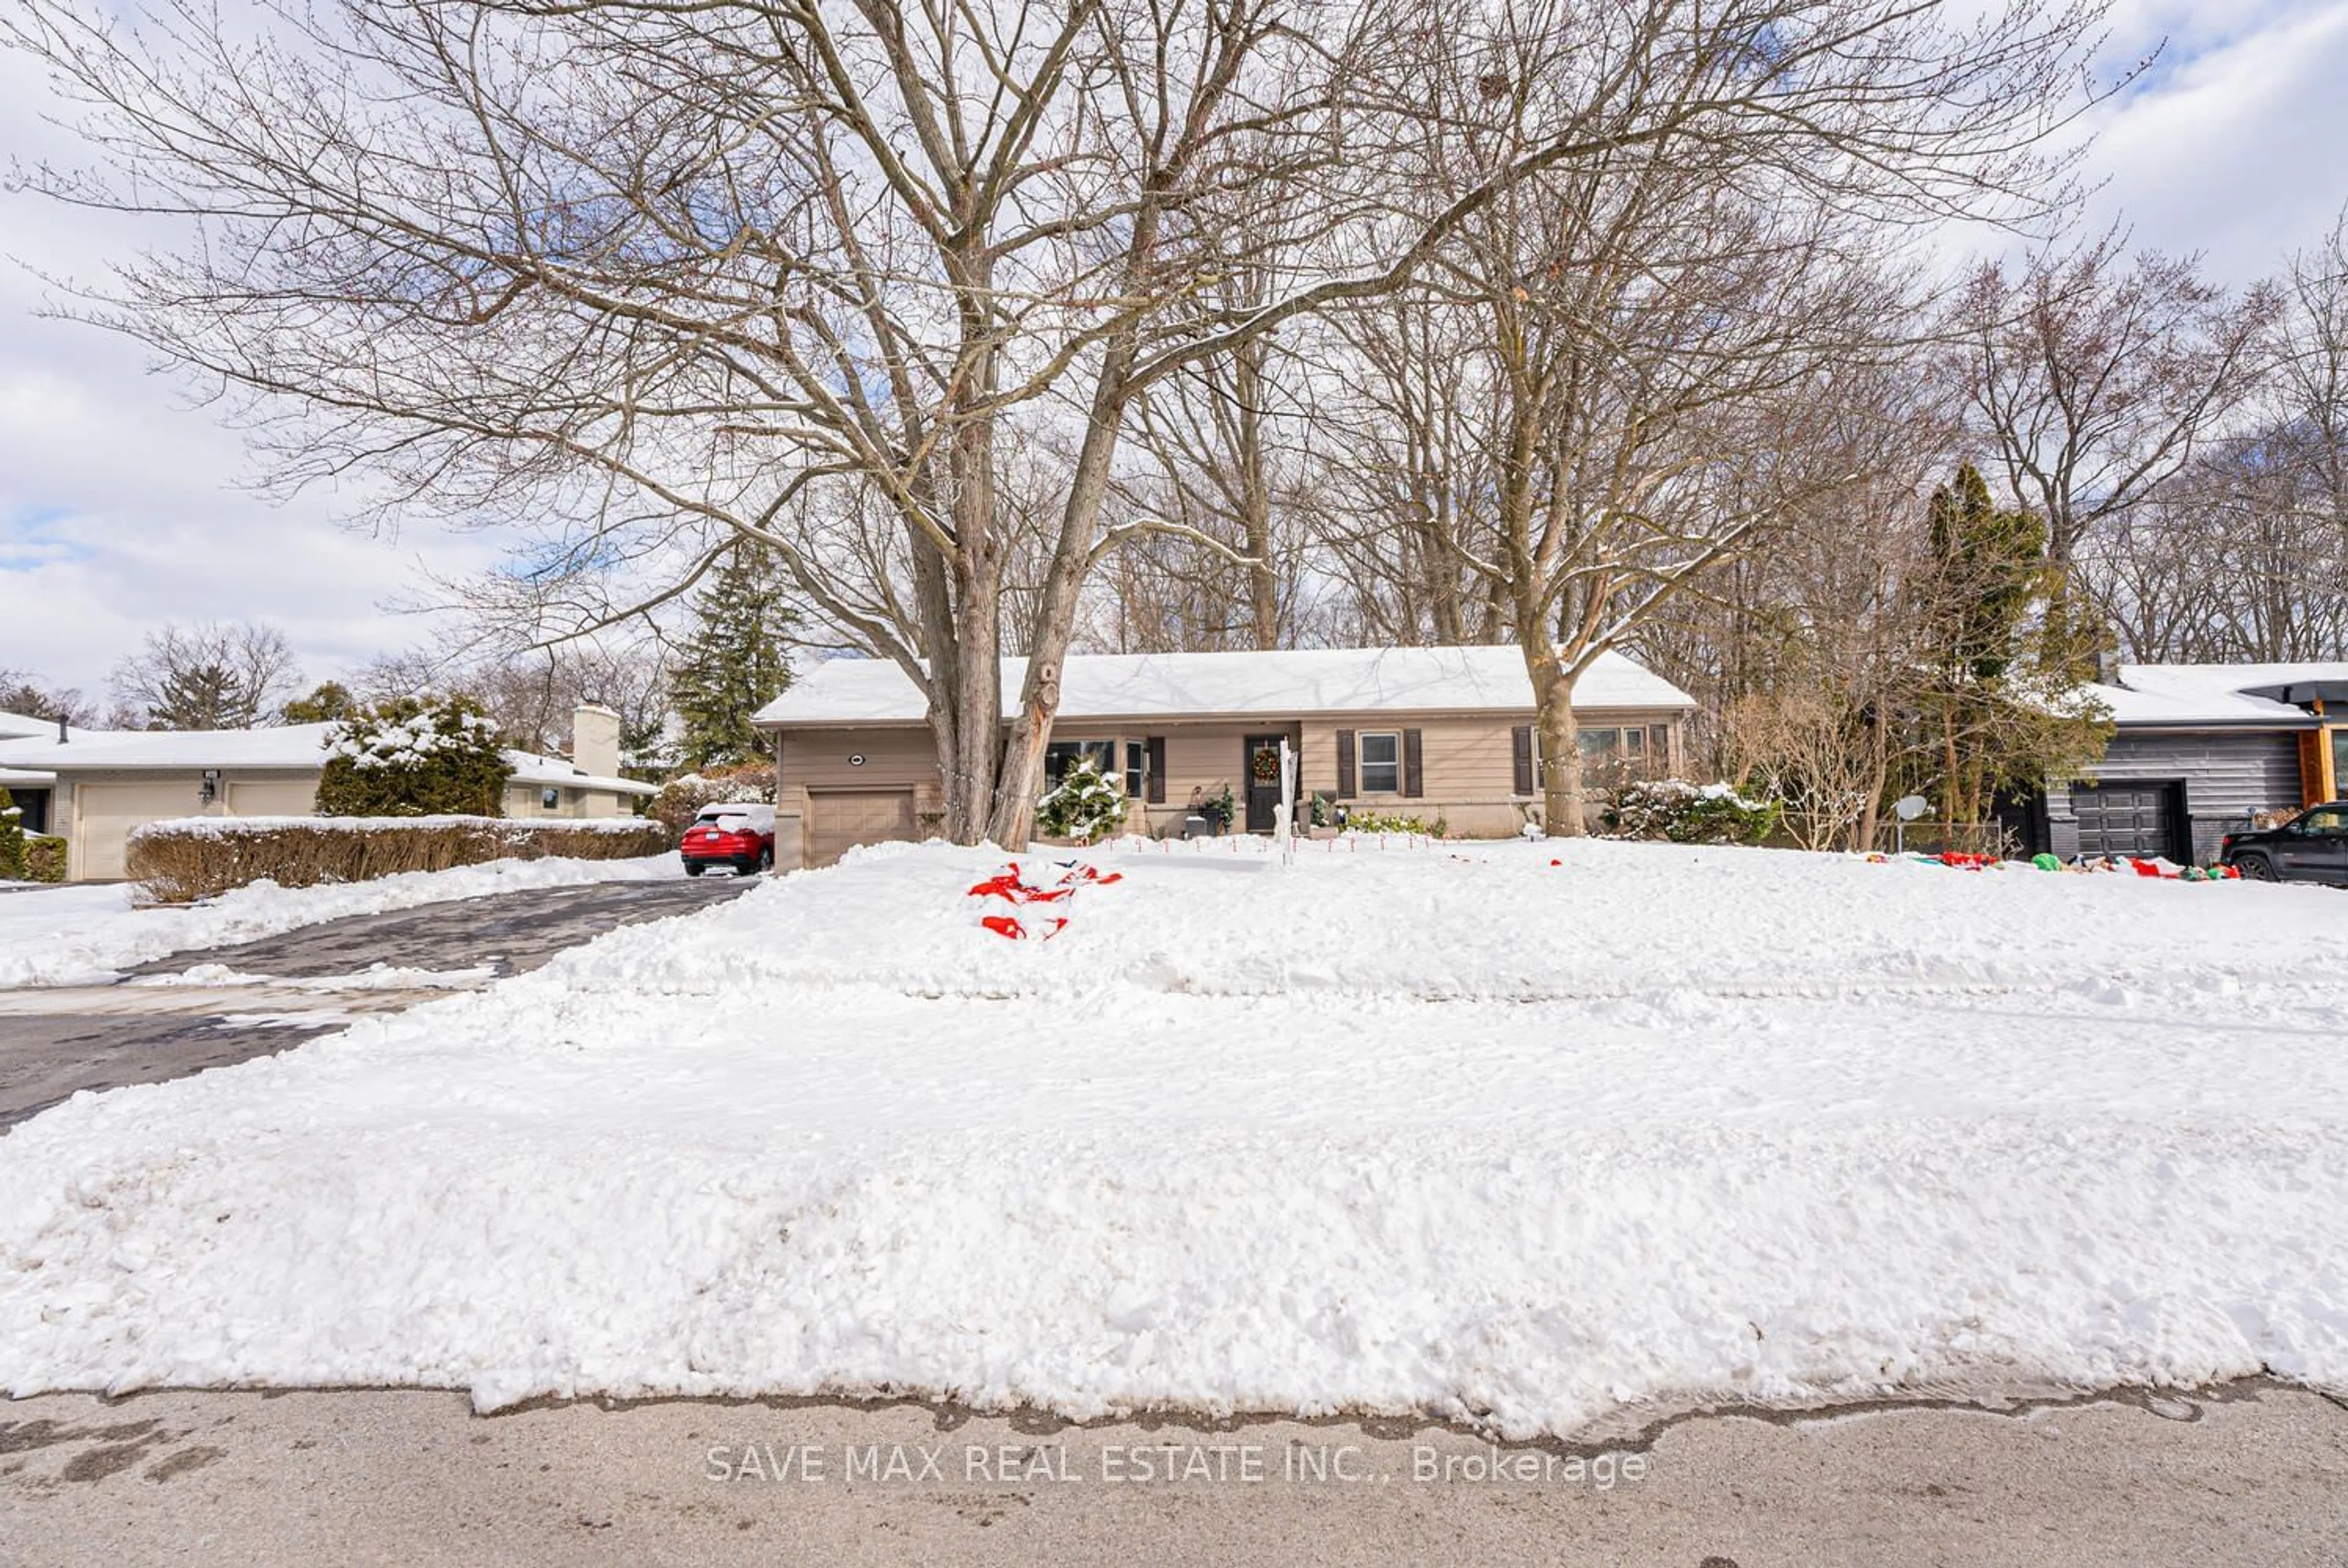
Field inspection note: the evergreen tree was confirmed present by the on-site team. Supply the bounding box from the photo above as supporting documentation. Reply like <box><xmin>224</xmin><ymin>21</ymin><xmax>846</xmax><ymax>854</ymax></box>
<box><xmin>671</xmin><ymin>542</ymin><xmax>797</xmax><ymax>770</ymax></box>
<box><xmin>1920</xmin><ymin>465</ymin><xmax>2110</xmax><ymax>835</ymax></box>
<box><xmin>283</xmin><ymin>680</ymin><xmax>362</xmax><ymax>724</ymax></box>
<box><xmin>317</xmin><ymin>694</ymin><xmax>515</xmax><ymax>816</ymax></box>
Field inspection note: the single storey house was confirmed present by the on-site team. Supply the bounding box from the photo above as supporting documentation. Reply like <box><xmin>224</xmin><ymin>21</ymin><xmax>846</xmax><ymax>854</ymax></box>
<box><xmin>753</xmin><ymin>644</ymin><xmax>1698</xmax><ymax>867</ymax></box>
<box><xmin>2014</xmin><ymin>661</ymin><xmax>2348</xmax><ymax>864</ymax></box>
<box><xmin>0</xmin><ymin>703</ymin><xmax>655</xmax><ymax>881</ymax></box>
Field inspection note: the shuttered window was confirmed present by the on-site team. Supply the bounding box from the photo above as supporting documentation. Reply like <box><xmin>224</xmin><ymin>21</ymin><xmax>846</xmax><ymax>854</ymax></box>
<box><xmin>1359</xmin><ymin>732</ymin><xmax>1400</xmax><ymax>793</ymax></box>
<box><xmin>1512</xmin><ymin>726</ymin><xmax>1535</xmax><ymax>795</ymax></box>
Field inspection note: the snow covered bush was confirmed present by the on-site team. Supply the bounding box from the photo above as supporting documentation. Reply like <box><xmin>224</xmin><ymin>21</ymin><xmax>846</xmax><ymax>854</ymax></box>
<box><xmin>317</xmin><ymin>694</ymin><xmax>514</xmax><ymax>817</ymax></box>
<box><xmin>649</xmin><ymin>762</ymin><xmax>776</xmax><ymax>837</ymax></box>
<box><xmin>127</xmin><ymin>815</ymin><xmax>670</xmax><ymax>904</ymax></box>
<box><xmin>1601</xmin><ymin>779</ymin><xmax>1779</xmax><ymax>845</ymax></box>
<box><xmin>1035</xmin><ymin>757</ymin><xmax>1127</xmax><ymax>844</ymax></box>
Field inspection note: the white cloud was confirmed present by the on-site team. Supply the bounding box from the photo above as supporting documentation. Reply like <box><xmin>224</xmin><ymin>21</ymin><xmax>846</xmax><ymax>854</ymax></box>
<box><xmin>2079</xmin><ymin>0</ymin><xmax>2348</xmax><ymax>279</ymax></box>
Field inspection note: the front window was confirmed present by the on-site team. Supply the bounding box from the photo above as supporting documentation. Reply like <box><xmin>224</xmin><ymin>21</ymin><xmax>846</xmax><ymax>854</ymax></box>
<box><xmin>1577</xmin><ymin>727</ymin><xmax>1623</xmax><ymax>786</ymax></box>
<box><xmin>1125</xmin><ymin>740</ymin><xmax>1146</xmax><ymax>800</ymax></box>
<box><xmin>1359</xmin><ymin>732</ymin><xmax>1400</xmax><ymax>793</ymax></box>
<box><xmin>1044</xmin><ymin>738</ymin><xmax>1118</xmax><ymax>786</ymax></box>
<box><xmin>2332</xmin><ymin>729</ymin><xmax>2346</xmax><ymax>800</ymax></box>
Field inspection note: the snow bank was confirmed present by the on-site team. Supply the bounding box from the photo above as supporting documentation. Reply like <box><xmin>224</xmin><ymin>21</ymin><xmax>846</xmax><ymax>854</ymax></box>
<box><xmin>3</xmin><ymin>839</ymin><xmax>2347</xmax><ymax>1435</ymax></box>
<box><xmin>547</xmin><ymin>836</ymin><xmax>2342</xmax><ymax>1003</ymax></box>
<box><xmin>0</xmin><ymin>853</ymin><xmax>682</xmax><ymax>988</ymax></box>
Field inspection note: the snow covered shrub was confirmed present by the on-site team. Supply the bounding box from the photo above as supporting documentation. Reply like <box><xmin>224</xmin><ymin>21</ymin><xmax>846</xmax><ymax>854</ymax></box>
<box><xmin>1601</xmin><ymin>779</ymin><xmax>1779</xmax><ymax>845</ymax></box>
<box><xmin>127</xmin><ymin>815</ymin><xmax>669</xmax><ymax>904</ymax></box>
<box><xmin>317</xmin><ymin>694</ymin><xmax>514</xmax><ymax>817</ymax></box>
<box><xmin>1035</xmin><ymin>757</ymin><xmax>1127</xmax><ymax>843</ymax></box>
<box><xmin>0</xmin><ymin>787</ymin><xmax>23</xmax><ymax>880</ymax></box>
<box><xmin>649</xmin><ymin>761</ymin><xmax>776</xmax><ymax>837</ymax></box>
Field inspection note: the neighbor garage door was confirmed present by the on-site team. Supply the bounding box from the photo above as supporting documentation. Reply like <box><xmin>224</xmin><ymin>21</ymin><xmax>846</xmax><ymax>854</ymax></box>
<box><xmin>2072</xmin><ymin>782</ymin><xmax>2180</xmax><ymax>861</ymax></box>
<box><xmin>226</xmin><ymin>779</ymin><xmax>320</xmax><ymax>817</ymax></box>
<box><xmin>808</xmin><ymin>789</ymin><xmax>916</xmax><ymax>867</ymax></box>
<box><xmin>72</xmin><ymin>780</ymin><xmax>199</xmax><ymax>881</ymax></box>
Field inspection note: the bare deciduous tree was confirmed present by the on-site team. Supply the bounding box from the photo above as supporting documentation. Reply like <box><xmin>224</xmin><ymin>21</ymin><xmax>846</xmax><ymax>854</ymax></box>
<box><xmin>1952</xmin><ymin>237</ymin><xmax>2278</xmax><ymax>661</ymax></box>
<box><xmin>0</xmin><ymin>670</ymin><xmax>99</xmax><ymax>728</ymax></box>
<box><xmin>1310</xmin><ymin>0</ymin><xmax>2104</xmax><ymax>833</ymax></box>
<box><xmin>108</xmin><ymin>622</ymin><xmax>302</xmax><ymax>731</ymax></box>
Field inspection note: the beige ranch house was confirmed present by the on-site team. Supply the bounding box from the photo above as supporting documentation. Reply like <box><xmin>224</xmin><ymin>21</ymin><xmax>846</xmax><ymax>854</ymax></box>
<box><xmin>0</xmin><ymin>704</ymin><xmax>654</xmax><ymax>882</ymax></box>
<box><xmin>755</xmin><ymin>644</ymin><xmax>1698</xmax><ymax>867</ymax></box>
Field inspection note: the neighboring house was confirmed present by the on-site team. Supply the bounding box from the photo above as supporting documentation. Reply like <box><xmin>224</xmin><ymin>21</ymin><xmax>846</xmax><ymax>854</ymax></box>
<box><xmin>754</xmin><ymin>644</ymin><xmax>1699</xmax><ymax>867</ymax></box>
<box><xmin>0</xmin><ymin>703</ymin><xmax>654</xmax><ymax>881</ymax></box>
<box><xmin>2014</xmin><ymin>662</ymin><xmax>2348</xmax><ymax>864</ymax></box>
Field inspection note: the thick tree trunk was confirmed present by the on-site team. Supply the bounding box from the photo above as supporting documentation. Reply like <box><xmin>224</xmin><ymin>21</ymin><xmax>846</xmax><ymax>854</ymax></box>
<box><xmin>1519</xmin><ymin>640</ymin><xmax>1584</xmax><ymax>838</ymax></box>
<box><xmin>988</xmin><ymin>339</ymin><xmax>1139</xmax><ymax>846</ymax></box>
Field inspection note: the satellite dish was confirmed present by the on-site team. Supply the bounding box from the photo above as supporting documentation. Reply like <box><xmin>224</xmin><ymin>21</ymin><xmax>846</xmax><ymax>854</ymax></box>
<box><xmin>1892</xmin><ymin>794</ymin><xmax>1930</xmax><ymax>822</ymax></box>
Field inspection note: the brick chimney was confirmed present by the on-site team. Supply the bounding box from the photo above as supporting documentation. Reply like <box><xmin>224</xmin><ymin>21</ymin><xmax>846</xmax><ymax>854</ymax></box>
<box><xmin>571</xmin><ymin>704</ymin><xmax>621</xmax><ymax>779</ymax></box>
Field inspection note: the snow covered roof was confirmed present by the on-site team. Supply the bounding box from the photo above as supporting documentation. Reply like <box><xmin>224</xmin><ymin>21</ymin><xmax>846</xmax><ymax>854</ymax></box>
<box><xmin>0</xmin><ymin>721</ymin><xmax>342</xmax><ymax>770</ymax></box>
<box><xmin>2089</xmin><ymin>661</ymin><xmax>2348</xmax><ymax>728</ymax></box>
<box><xmin>756</xmin><ymin>645</ymin><xmax>1697</xmax><ymax>727</ymax></box>
<box><xmin>0</xmin><ymin>722</ymin><xmax>654</xmax><ymax>795</ymax></box>
<box><xmin>504</xmin><ymin>749</ymin><xmax>659</xmax><ymax>798</ymax></box>
<box><xmin>0</xmin><ymin>709</ymin><xmax>86</xmax><ymax>742</ymax></box>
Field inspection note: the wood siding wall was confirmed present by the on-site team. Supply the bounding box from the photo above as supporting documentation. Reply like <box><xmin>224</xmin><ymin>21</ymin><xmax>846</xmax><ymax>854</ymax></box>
<box><xmin>2049</xmin><ymin>728</ymin><xmax>2310</xmax><ymax>863</ymax></box>
<box><xmin>778</xmin><ymin>727</ymin><xmax>942</xmax><ymax>794</ymax></box>
<box><xmin>2077</xmin><ymin>731</ymin><xmax>2306</xmax><ymax>819</ymax></box>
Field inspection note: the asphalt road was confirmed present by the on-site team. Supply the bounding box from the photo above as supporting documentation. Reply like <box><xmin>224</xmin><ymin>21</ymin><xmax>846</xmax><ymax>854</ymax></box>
<box><xmin>6</xmin><ymin>1380</ymin><xmax>2346</xmax><ymax>1566</ymax></box>
<box><xmin>0</xmin><ymin>876</ymin><xmax>753</xmax><ymax>1128</ymax></box>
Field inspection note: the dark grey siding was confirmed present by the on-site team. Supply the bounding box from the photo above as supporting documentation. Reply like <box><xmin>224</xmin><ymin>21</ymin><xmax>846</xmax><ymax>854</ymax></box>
<box><xmin>2047</xmin><ymin>729</ymin><xmax>2308</xmax><ymax>863</ymax></box>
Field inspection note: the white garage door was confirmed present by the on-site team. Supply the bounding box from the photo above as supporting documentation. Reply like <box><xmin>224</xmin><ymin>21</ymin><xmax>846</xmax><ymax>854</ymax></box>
<box><xmin>72</xmin><ymin>781</ymin><xmax>200</xmax><ymax>881</ymax></box>
<box><xmin>808</xmin><ymin>790</ymin><xmax>916</xmax><ymax>867</ymax></box>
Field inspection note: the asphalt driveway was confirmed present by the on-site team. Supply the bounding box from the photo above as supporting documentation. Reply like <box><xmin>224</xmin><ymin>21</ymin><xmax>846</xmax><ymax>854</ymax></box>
<box><xmin>0</xmin><ymin>876</ymin><xmax>754</xmax><ymax>1128</ymax></box>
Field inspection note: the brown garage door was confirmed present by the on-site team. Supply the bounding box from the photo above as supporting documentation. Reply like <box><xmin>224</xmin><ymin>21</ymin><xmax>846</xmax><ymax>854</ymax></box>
<box><xmin>808</xmin><ymin>789</ymin><xmax>916</xmax><ymax>867</ymax></box>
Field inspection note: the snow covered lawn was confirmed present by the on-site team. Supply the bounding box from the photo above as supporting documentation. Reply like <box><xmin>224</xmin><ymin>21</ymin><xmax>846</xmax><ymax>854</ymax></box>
<box><xmin>2</xmin><ymin>838</ymin><xmax>2345</xmax><ymax>1436</ymax></box>
<box><xmin>0</xmin><ymin>853</ymin><xmax>684</xmax><ymax>988</ymax></box>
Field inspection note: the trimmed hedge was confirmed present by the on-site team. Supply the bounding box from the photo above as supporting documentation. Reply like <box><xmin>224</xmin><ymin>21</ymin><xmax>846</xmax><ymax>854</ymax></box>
<box><xmin>127</xmin><ymin>815</ymin><xmax>673</xmax><ymax>904</ymax></box>
<box><xmin>24</xmin><ymin>836</ymin><xmax>65</xmax><ymax>884</ymax></box>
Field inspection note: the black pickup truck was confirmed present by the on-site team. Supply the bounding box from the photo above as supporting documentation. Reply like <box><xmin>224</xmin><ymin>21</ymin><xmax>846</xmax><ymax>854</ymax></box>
<box><xmin>2221</xmin><ymin>803</ymin><xmax>2348</xmax><ymax>885</ymax></box>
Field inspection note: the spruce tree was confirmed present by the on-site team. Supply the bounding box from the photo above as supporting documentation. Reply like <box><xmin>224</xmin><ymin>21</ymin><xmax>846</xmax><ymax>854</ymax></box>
<box><xmin>1921</xmin><ymin>465</ymin><xmax>2110</xmax><ymax>835</ymax></box>
<box><xmin>671</xmin><ymin>541</ymin><xmax>797</xmax><ymax>770</ymax></box>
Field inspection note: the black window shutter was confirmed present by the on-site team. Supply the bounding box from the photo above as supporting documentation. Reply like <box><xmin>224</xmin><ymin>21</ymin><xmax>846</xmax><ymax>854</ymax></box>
<box><xmin>1512</xmin><ymin>726</ymin><xmax>1534</xmax><ymax>795</ymax></box>
<box><xmin>1403</xmin><ymin>729</ymin><xmax>1424</xmax><ymax>798</ymax></box>
<box><xmin>1146</xmin><ymin>736</ymin><xmax>1166</xmax><ymax>803</ymax></box>
<box><xmin>1336</xmin><ymin>730</ymin><xmax>1356</xmax><ymax>798</ymax></box>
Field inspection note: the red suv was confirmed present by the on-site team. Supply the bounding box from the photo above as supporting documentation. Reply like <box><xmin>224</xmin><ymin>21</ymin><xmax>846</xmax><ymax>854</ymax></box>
<box><xmin>680</xmin><ymin>803</ymin><xmax>778</xmax><ymax>877</ymax></box>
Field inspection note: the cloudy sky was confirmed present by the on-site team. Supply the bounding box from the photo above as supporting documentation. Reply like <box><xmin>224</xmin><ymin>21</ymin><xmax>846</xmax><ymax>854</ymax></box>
<box><xmin>3</xmin><ymin>0</ymin><xmax>2346</xmax><ymax>701</ymax></box>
